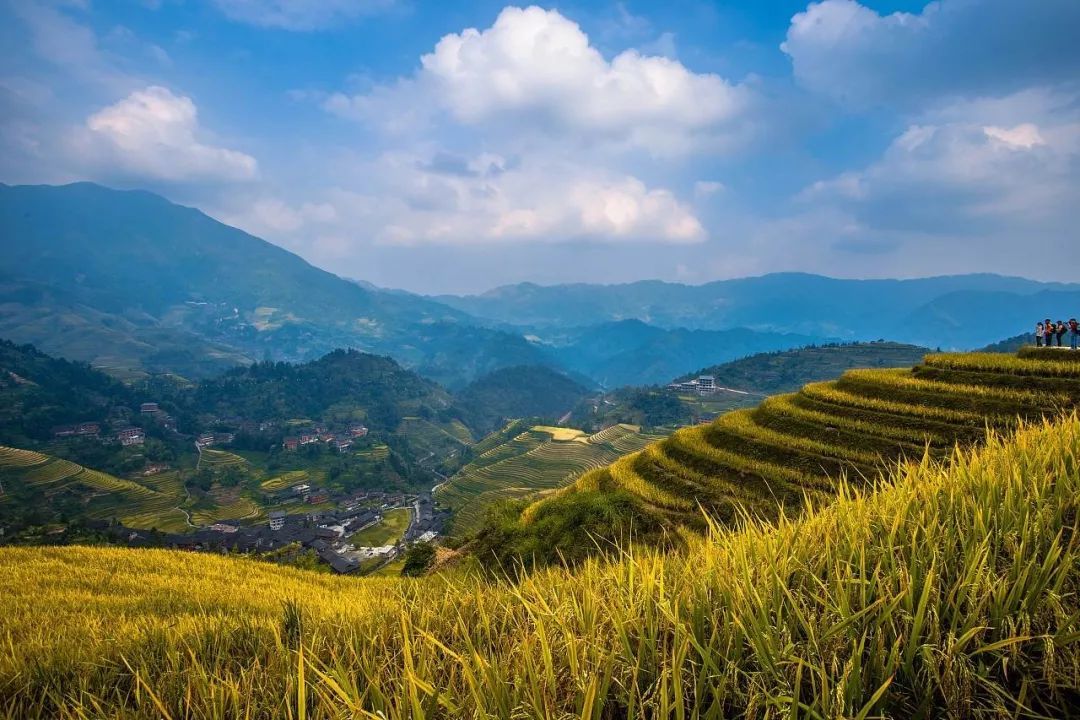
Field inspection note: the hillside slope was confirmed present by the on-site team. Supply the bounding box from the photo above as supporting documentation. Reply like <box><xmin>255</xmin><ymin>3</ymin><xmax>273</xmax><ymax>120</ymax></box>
<box><xmin>2</xmin><ymin>415</ymin><xmax>1077</xmax><ymax>717</ymax></box>
<box><xmin>674</xmin><ymin>341</ymin><xmax>930</xmax><ymax>394</ymax></box>
<box><xmin>0</xmin><ymin>183</ymin><xmax>550</xmax><ymax>384</ymax></box>
<box><xmin>477</xmin><ymin>350</ymin><xmax>1080</xmax><ymax>569</ymax></box>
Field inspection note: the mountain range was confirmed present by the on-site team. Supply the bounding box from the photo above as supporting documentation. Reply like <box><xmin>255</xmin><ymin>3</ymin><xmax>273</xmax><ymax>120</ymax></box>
<box><xmin>437</xmin><ymin>274</ymin><xmax>1080</xmax><ymax>348</ymax></box>
<box><xmin>3</xmin><ymin>182</ymin><xmax>1075</xmax><ymax>389</ymax></box>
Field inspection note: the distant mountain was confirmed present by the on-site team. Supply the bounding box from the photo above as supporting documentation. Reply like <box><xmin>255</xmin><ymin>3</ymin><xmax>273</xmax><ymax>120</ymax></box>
<box><xmin>535</xmin><ymin>319</ymin><xmax>829</xmax><ymax>388</ymax></box>
<box><xmin>437</xmin><ymin>274</ymin><xmax>1080</xmax><ymax>349</ymax></box>
<box><xmin>0</xmin><ymin>183</ymin><xmax>550</xmax><ymax>385</ymax></box>
<box><xmin>673</xmin><ymin>341</ymin><xmax>930</xmax><ymax>395</ymax></box>
<box><xmin>454</xmin><ymin>365</ymin><xmax>591</xmax><ymax>433</ymax></box>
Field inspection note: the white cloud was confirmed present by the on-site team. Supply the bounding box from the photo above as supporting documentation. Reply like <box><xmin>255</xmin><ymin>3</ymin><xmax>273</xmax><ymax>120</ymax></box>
<box><xmin>327</xmin><ymin>5</ymin><xmax>751</xmax><ymax>156</ymax></box>
<box><xmin>211</xmin><ymin>0</ymin><xmax>394</xmax><ymax>31</ymax></box>
<box><xmin>225</xmin><ymin>151</ymin><xmax>705</xmax><ymax>251</ymax></box>
<box><xmin>801</xmin><ymin>113</ymin><xmax>1079</xmax><ymax>238</ymax></box>
<box><xmin>983</xmin><ymin>123</ymin><xmax>1044</xmax><ymax>149</ymax></box>
<box><xmin>694</xmin><ymin>180</ymin><xmax>725</xmax><ymax>198</ymax></box>
<box><xmin>72</xmin><ymin>86</ymin><xmax>258</xmax><ymax>182</ymax></box>
<box><xmin>782</xmin><ymin>0</ymin><xmax>1080</xmax><ymax>108</ymax></box>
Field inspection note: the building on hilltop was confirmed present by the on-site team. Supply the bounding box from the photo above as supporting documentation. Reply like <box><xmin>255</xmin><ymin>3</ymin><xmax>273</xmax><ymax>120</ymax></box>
<box><xmin>697</xmin><ymin>375</ymin><xmax>716</xmax><ymax>393</ymax></box>
<box><xmin>140</xmin><ymin>402</ymin><xmax>159</xmax><ymax>414</ymax></box>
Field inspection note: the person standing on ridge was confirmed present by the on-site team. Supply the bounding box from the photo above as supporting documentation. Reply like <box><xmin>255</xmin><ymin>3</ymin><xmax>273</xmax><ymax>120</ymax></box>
<box><xmin>1045</xmin><ymin>319</ymin><xmax>1055</xmax><ymax>347</ymax></box>
<box><xmin>1036</xmin><ymin>321</ymin><xmax>1044</xmax><ymax>347</ymax></box>
<box><xmin>1056</xmin><ymin>320</ymin><xmax>1067</xmax><ymax>347</ymax></box>
<box><xmin>1070</xmin><ymin>318</ymin><xmax>1079</xmax><ymax>350</ymax></box>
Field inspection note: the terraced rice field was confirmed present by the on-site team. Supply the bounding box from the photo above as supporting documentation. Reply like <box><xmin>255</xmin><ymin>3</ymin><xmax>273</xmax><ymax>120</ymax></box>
<box><xmin>197</xmin><ymin>448</ymin><xmax>247</xmax><ymax>469</ymax></box>
<box><xmin>541</xmin><ymin>351</ymin><xmax>1080</xmax><ymax>531</ymax></box>
<box><xmin>189</xmin><ymin>488</ymin><xmax>263</xmax><ymax>526</ymax></box>
<box><xmin>0</xmin><ymin>448</ymin><xmax>189</xmax><ymax>532</ymax></box>
<box><xmin>438</xmin><ymin>424</ymin><xmax>668</xmax><ymax>535</ymax></box>
<box><xmin>355</xmin><ymin>444</ymin><xmax>390</xmax><ymax>461</ymax></box>
<box><xmin>260</xmin><ymin>470</ymin><xmax>311</xmax><ymax>492</ymax></box>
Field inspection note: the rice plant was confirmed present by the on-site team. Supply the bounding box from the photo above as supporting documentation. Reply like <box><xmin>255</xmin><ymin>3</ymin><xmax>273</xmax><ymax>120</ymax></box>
<box><xmin>2</xmin><ymin>415</ymin><xmax>1078</xmax><ymax>718</ymax></box>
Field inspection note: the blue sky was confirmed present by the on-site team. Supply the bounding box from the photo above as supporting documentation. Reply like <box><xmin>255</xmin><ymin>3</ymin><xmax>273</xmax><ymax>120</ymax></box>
<box><xmin>1</xmin><ymin>0</ymin><xmax>1077</xmax><ymax>293</ymax></box>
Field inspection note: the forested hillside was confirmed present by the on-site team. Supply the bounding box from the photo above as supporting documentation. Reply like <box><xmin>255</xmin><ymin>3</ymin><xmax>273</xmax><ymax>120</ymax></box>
<box><xmin>0</xmin><ymin>183</ymin><xmax>550</xmax><ymax>385</ymax></box>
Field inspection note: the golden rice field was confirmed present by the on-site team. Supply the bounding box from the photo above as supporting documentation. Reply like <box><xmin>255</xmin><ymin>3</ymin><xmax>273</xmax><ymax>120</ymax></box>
<box><xmin>436</xmin><ymin>423</ymin><xmax>668</xmax><ymax>535</ymax></box>
<box><xmin>1</xmin><ymin>415</ymin><xmax>1077</xmax><ymax>718</ymax></box>
<box><xmin>524</xmin><ymin>351</ymin><xmax>1080</xmax><ymax>533</ymax></box>
<box><xmin>0</xmin><ymin>448</ymin><xmax>190</xmax><ymax>533</ymax></box>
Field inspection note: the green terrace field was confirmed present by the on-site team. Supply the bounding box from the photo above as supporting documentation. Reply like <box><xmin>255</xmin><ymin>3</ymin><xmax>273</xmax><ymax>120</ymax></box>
<box><xmin>508</xmin><ymin>351</ymin><xmax>1080</xmax><ymax>563</ymax></box>
<box><xmin>0</xmin><ymin>446</ymin><xmax>190</xmax><ymax>533</ymax></box>
<box><xmin>350</xmin><ymin>507</ymin><xmax>411</xmax><ymax>547</ymax></box>
<box><xmin>1</xmin><ymin>414</ymin><xmax>1078</xmax><ymax>717</ymax></box>
<box><xmin>436</xmin><ymin>423</ymin><xmax>669</xmax><ymax>535</ymax></box>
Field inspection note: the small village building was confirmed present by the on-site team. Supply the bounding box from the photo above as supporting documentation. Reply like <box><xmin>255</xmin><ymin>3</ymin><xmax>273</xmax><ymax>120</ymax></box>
<box><xmin>299</xmin><ymin>433</ymin><xmax>318</xmax><ymax>446</ymax></box>
<box><xmin>307</xmin><ymin>488</ymin><xmax>330</xmax><ymax>504</ymax></box>
<box><xmin>76</xmin><ymin>422</ymin><xmax>100</xmax><ymax>436</ymax></box>
<box><xmin>209</xmin><ymin>522</ymin><xmax>239</xmax><ymax>534</ymax></box>
<box><xmin>350</xmin><ymin>425</ymin><xmax>369</xmax><ymax>438</ymax></box>
<box><xmin>268</xmin><ymin>510</ymin><xmax>287</xmax><ymax>531</ymax></box>
<box><xmin>418</xmin><ymin>530</ymin><xmax>438</xmax><ymax>543</ymax></box>
<box><xmin>334</xmin><ymin>438</ymin><xmax>352</xmax><ymax>451</ymax></box>
<box><xmin>697</xmin><ymin>376</ymin><xmax>716</xmax><ymax>393</ymax></box>
<box><xmin>117</xmin><ymin>427</ymin><xmax>145</xmax><ymax>446</ymax></box>
<box><xmin>140</xmin><ymin>402</ymin><xmax>160</xmax><ymax>414</ymax></box>
<box><xmin>283</xmin><ymin>437</ymin><xmax>299</xmax><ymax>451</ymax></box>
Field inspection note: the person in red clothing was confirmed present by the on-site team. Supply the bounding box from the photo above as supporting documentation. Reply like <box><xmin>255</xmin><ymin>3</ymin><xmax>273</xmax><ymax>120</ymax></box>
<box><xmin>1044</xmin><ymin>318</ymin><xmax>1055</xmax><ymax>346</ymax></box>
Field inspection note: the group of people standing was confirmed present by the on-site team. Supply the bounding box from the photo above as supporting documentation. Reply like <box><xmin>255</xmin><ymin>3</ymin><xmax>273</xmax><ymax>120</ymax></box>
<box><xmin>1036</xmin><ymin>318</ymin><xmax>1080</xmax><ymax>349</ymax></box>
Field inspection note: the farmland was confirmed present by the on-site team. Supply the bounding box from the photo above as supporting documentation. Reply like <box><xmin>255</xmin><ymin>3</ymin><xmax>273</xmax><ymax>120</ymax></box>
<box><xmin>485</xmin><ymin>351</ymin><xmax>1080</xmax><ymax>569</ymax></box>
<box><xmin>436</xmin><ymin>423</ymin><xmax>669</xmax><ymax>535</ymax></box>
<box><xmin>0</xmin><ymin>447</ymin><xmax>190</xmax><ymax>533</ymax></box>
<box><xmin>1</xmin><ymin>413</ymin><xmax>1078</xmax><ymax>717</ymax></box>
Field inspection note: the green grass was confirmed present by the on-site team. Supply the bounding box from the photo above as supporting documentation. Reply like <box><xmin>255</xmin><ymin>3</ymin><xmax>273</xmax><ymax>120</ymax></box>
<box><xmin>1</xmin><ymin>415</ymin><xmax>1078</xmax><ymax>717</ymax></box>
<box><xmin>350</xmin><ymin>507</ymin><xmax>411</xmax><ymax>547</ymax></box>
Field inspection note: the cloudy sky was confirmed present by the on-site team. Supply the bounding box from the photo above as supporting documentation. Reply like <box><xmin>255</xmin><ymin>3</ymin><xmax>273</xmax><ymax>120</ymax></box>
<box><xmin>1</xmin><ymin>0</ymin><xmax>1077</xmax><ymax>293</ymax></box>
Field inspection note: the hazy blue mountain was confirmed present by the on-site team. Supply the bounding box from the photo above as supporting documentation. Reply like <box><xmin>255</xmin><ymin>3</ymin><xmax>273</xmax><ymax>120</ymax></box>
<box><xmin>533</xmin><ymin>320</ymin><xmax>829</xmax><ymax>388</ymax></box>
<box><xmin>437</xmin><ymin>274</ymin><xmax>1080</xmax><ymax>349</ymax></box>
<box><xmin>0</xmin><ymin>183</ymin><xmax>550</xmax><ymax>384</ymax></box>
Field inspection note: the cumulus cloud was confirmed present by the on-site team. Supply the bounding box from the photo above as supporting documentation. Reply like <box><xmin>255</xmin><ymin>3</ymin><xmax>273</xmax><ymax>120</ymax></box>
<box><xmin>228</xmin><ymin>151</ymin><xmax>705</xmax><ymax>250</ymax></box>
<box><xmin>326</xmin><ymin>5</ymin><xmax>751</xmax><ymax>155</ymax></box>
<box><xmin>211</xmin><ymin>0</ymin><xmax>394</xmax><ymax>31</ymax></box>
<box><xmin>801</xmin><ymin>113</ymin><xmax>1079</xmax><ymax>239</ymax></box>
<box><xmin>71</xmin><ymin>86</ymin><xmax>257</xmax><ymax>182</ymax></box>
<box><xmin>782</xmin><ymin>0</ymin><xmax>1080</xmax><ymax>108</ymax></box>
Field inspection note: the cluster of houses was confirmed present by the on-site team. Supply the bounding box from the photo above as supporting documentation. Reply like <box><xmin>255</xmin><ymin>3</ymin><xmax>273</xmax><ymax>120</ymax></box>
<box><xmin>52</xmin><ymin>398</ymin><xmax>177</xmax><ymax>446</ymax></box>
<box><xmin>264</xmin><ymin>482</ymin><xmax>331</xmax><ymax>506</ymax></box>
<box><xmin>668</xmin><ymin>375</ymin><xmax>718</xmax><ymax>395</ymax></box>
<box><xmin>195</xmin><ymin>432</ymin><xmax>235</xmax><ymax>449</ymax></box>
<box><xmin>110</xmin><ymin>491</ymin><xmax>447</xmax><ymax>574</ymax></box>
<box><xmin>282</xmin><ymin>424</ymin><xmax>368</xmax><ymax>452</ymax></box>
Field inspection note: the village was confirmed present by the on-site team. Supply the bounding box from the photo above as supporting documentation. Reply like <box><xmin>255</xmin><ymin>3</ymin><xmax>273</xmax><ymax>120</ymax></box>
<box><xmin>44</xmin><ymin>396</ymin><xmax>449</xmax><ymax>574</ymax></box>
<box><xmin>103</xmin><ymin>488</ymin><xmax>447</xmax><ymax>574</ymax></box>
